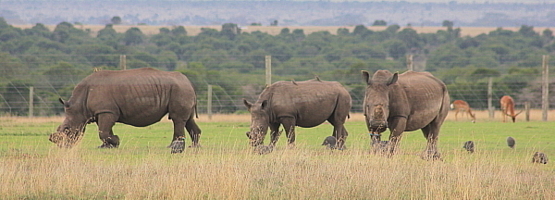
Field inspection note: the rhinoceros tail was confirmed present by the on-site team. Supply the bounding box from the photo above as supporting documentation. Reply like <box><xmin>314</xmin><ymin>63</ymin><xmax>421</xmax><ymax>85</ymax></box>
<box><xmin>195</xmin><ymin>102</ymin><xmax>199</xmax><ymax>119</ymax></box>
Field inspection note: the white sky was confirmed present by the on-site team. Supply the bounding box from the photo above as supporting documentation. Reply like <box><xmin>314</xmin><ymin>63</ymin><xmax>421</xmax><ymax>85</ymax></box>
<box><xmin>3</xmin><ymin>0</ymin><xmax>555</xmax><ymax>2</ymax></box>
<box><xmin>3</xmin><ymin>0</ymin><xmax>555</xmax><ymax>3</ymax></box>
<box><xmin>326</xmin><ymin>0</ymin><xmax>554</xmax><ymax>3</ymax></box>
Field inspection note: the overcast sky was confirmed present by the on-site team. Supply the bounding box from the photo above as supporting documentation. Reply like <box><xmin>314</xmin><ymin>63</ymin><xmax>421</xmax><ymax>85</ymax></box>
<box><xmin>329</xmin><ymin>0</ymin><xmax>554</xmax><ymax>3</ymax></box>
<box><xmin>3</xmin><ymin>0</ymin><xmax>555</xmax><ymax>2</ymax></box>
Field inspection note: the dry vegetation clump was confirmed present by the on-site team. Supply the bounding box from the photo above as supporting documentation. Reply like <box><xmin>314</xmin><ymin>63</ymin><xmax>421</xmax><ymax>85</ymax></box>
<box><xmin>1</xmin><ymin>146</ymin><xmax>554</xmax><ymax>199</ymax></box>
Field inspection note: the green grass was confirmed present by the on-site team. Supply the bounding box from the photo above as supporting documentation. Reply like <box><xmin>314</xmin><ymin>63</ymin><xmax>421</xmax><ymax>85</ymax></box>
<box><xmin>1</xmin><ymin>118</ymin><xmax>554</xmax><ymax>199</ymax></box>
<box><xmin>2</xmin><ymin>117</ymin><xmax>552</xmax><ymax>153</ymax></box>
<box><xmin>1</xmin><ymin>119</ymin><xmax>554</xmax><ymax>165</ymax></box>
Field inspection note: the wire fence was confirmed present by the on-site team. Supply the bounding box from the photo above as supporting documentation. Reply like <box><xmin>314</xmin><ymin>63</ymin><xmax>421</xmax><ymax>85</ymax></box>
<box><xmin>0</xmin><ymin>85</ymin><xmax>369</xmax><ymax>116</ymax></box>
<box><xmin>1</xmin><ymin>76</ymin><xmax>553</xmax><ymax>117</ymax></box>
<box><xmin>0</xmin><ymin>54</ymin><xmax>553</xmax><ymax>117</ymax></box>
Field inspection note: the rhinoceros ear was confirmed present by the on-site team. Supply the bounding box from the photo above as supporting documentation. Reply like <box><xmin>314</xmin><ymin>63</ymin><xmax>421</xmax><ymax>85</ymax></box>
<box><xmin>243</xmin><ymin>98</ymin><xmax>253</xmax><ymax>111</ymax></box>
<box><xmin>261</xmin><ymin>100</ymin><xmax>268</xmax><ymax>109</ymax></box>
<box><xmin>361</xmin><ymin>70</ymin><xmax>371</xmax><ymax>85</ymax></box>
<box><xmin>387</xmin><ymin>73</ymin><xmax>399</xmax><ymax>86</ymax></box>
<box><xmin>59</xmin><ymin>98</ymin><xmax>69</xmax><ymax>107</ymax></box>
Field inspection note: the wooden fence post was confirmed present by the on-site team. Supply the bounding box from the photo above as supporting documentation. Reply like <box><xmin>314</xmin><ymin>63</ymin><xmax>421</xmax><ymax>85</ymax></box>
<box><xmin>28</xmin><ymin>86</ymin><xmax>34</xmax><ymax>118</ymax></box>
<box><xmin>525</xmin><ymin>101</ymin><xmax>530</xmax><ymax>122</ymax></box>
<box><xmin>265</xmin><ymin>55</ymin><xmax>272</xmax><ymax>86</ymax></box>
<box><xmin>488</xmin><ymin>77</ymin><xmax>494</xmax><ymax>119</ymax></box>
<box><xmin>207</xmin><ymin>85</ymin><xmax>213</xmax><ymax>120</ymax></box>
<box><xmin>120</xmin><ymin>55</ymin><xmax>127</xmax><ymax>70</ymax></box>
<box><xmin>542</xmin><ymin>55</ymin><xmax>549</xmax><ymax>121</ymax></box>
<box><xmin>406</xmin><ymin>54</ymin><xmax>413</xmax><ymax>71</ymax></box>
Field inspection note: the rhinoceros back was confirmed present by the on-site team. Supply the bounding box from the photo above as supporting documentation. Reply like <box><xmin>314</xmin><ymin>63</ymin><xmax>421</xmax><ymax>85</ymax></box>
<box><xmin>396</xmin><ymin>71</ymin><xmax>449</xmax><ymax>131</ymax></box>
<box><xmin>73</xmin><ymin>68</ymin><xmax>196</xmax><ymax>127</ymax></box>
<box><xmin>260</xmin><ymin>80</ymin><xmax>351</xmax><ymax>127</ymax></box>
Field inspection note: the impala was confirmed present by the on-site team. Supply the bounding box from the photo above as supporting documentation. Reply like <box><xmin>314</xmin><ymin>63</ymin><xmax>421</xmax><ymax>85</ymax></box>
<box><xmin>500</xmin><ymin>95</ymin><xmax>522</xmax><ymax>123</ymax></box>
<box><xmin>450</xmin><ymin>100</ymin><xmax>476</xmax><ymax>123</ymax></box>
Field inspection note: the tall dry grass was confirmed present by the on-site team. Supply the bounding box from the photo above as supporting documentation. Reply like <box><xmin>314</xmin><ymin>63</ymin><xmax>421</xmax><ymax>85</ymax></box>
<box><xmin>1</xmin><ymin>144</ymin><xmax>554</xmax><ymax>199</ymax></box>
<box><xmin>2</xmin><ymin>111</ymin><xmax>555</xmax><ymax>199</ymax></box>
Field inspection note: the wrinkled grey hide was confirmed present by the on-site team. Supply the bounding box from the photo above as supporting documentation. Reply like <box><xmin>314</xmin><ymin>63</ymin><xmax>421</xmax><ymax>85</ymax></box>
<box><xmin>50</xmin><ymin>68</ymin><xmax>201</xmax><ymax>153</ymax></box>
<box><xmin>362</xmin><ymin>70</ymin><xmax>449</xmax><ymax>160</ymax></box>
<box><xmin>244</xmin><ymin>79</ymin><xmax>351</xmax><ymax>150</ymax></box>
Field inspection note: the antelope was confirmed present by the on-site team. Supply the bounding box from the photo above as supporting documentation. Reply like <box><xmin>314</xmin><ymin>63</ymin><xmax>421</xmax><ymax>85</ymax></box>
<box><xmin>450</xmin><ymin>100</ymin><xmax>476</xmax><ymax>123</ymax></box>
<box><xmin>500</xmin><ymin>95</ymin><xmax>522</xmax><ymax>123</ymax></box>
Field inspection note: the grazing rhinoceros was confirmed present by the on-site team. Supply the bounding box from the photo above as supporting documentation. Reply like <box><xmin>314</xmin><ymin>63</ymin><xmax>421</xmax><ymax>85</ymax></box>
<box><xmin>49</xmin><ymin>68</ymin><xmax>201</xmax><ymax>153</ymax></box>
<box><xmin>362</xmin><ymin>70</ymin><xmax>449</xmax><ymax>160</ymax></box>
<box><xmin>243</xmin><ymin>79</ymin><xmax>351</xmax><ymax>150</ymax></box>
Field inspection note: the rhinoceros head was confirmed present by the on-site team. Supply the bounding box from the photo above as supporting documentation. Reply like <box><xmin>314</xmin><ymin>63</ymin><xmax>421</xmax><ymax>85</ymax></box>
<box><xmin>362</xmin><ymin>70</ymin><xmax>398</xmax><ymax>135</ymax></box>
<box><xmin>49</xmin><ymin>98</ymin><xmax>90</xmax><ymax>148</ymax></box>
<box><xmin>243</xmin><ymin>98</ymin><xmax>270</xmax><ymax>146</ymax></box>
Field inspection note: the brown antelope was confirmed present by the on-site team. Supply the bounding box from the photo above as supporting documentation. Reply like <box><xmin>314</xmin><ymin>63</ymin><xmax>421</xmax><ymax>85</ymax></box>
<box><xmin>500</xmin><ymin>95</ymin><xmax>522</xmax><ymax>123</ymax></box>
<box><xmin>450</xmin><ymin>100</ymin><xmax>476</xmax><ymax>123</ymax></box>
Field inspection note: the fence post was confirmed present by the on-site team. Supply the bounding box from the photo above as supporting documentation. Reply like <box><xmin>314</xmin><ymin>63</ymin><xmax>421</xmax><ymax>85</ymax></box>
<box><xmin>542</xmin><ymin>55</ymin><xmax>549</xmax><ymax>121</ymax></box>
<box><xmin>28</xmin><ymin>86</ymin><xmax>34</xmax><ymax>118</ymax></box>
<box><xmin>265</xmin><ymin>55</ymin><xmax>272</xmax><ymax>86</ymax></box>
<box><xmin>207</xmin><ymin>84</ymin><xmax>213</xmax><ymax>120</ymax></box>
<box><xmin>525</xmin><ymin>101</ymin><xmax>530</xmax><ymax>122</ymax></box>
<box><xmin>487</xmin><ymin>77</ymin><xmax>494</xmax><ymax>119</ymax></box>
<box><xmin>120</xmin><ymin>55</ymin><xmax>127</xmax><ymax>70</ymax></box>
<box><xmin>406</xmin><ymin>54</ymin><xmax>413</xmax><ymax>71</ymax></box>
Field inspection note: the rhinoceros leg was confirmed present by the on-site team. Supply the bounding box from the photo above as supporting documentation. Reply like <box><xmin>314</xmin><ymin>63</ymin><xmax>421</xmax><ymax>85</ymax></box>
<box><xmin>185</xmin><ymin>118</ymin><xmax>202</xmax><ymax>147</ymax></box>
<box><xmin>421</xmin><ymin>123</ymin><xmax>442</xmax><ymax>161</ymax></box>
<box><xmin>328</xmin><ymin>116</ymin><xmax>348</xmax><ymax>150</ymax></box>
<box><xmin>170</xmin><ymin>119</ymin><xmax>186</xmax><ymax>152</ymax></box>
<box><xmin>332</xmin><ymin>126</ymin><xmax>348</xmax><ymax>150</ymax></box>
<box><xmin>280</xmin><ymin>117</ymin><xmax>296</xmax><ymax>148</ymax></box>
<box><xmin>96</xmin><ymin>113</ymin><xmax>119</xmax><ymax>148</ymax></box>
<box><xmin>387</xmin><ymin>117</ymin><xmax>407</xmax><ymax>156</ymax></box>
<box><xmin>268</xmin><ymin>123</ymin><xmax>281</xmax><ymax>147</ymax></box>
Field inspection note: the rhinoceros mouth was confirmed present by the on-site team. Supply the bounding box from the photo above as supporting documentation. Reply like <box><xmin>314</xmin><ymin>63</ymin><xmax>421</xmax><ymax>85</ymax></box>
<box><xmin>247</xmin><ymin>126</ymin><xmax>267</xmax><ymax>147</ymax></box>
<box><xmin>249</xmin><ymin>134</ymin><xmax>264</xmax><ymax>146</ymax></box>
<box><xmin>50</xmin><ymin>125</ymin><xmax>86</xmax><ymax>148</ymax></box>
<box><xmin>369</xmin><ymin>120</ymin><xmax>388</xmax><ymax>131</ymax></box>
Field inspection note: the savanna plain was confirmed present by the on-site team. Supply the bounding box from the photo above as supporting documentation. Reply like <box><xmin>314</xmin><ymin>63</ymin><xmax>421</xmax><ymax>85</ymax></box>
<box><xmin>1</xmin><ymin>111</ymin><xmax>554</xmax><ymax>199</ymax></box>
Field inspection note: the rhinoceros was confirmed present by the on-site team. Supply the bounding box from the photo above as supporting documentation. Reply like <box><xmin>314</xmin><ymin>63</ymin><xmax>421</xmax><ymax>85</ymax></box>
<box><xmin>49</xmin><ymin>68</ymin><xmax>201</xmax><ymax>153</ymax></box>
<box><xmin>243</xmin><ymin>79</ymin><xmax>352</xmax><ymax>150</ymax></box>
<box><xmin>362</xmin><ymin>70</ymin><xmax>449</xmax><ymax>160</ymax></box>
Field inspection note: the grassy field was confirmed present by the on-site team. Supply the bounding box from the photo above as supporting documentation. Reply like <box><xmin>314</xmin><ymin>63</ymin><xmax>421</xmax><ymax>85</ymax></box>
<box><xmin>13</xmin><ymin>24</ymin><xmax>554</xmax><ymax>37</ymax></box>
<box><xmin>1</xmin><ymin>112</ymin><xmax>554</xmax><ymax>199</ymax></box>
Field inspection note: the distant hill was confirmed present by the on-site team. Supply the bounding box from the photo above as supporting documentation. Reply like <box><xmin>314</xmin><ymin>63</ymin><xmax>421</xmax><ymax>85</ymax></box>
<box><xmin>1</xmin><ymin>1</ymin><xmax>555</xmax><ymax>27</ymax></box>
<box><xmin>11</xmin><ymin>24</ymin><xmax>550</xmax><ymax>38</ymax></box>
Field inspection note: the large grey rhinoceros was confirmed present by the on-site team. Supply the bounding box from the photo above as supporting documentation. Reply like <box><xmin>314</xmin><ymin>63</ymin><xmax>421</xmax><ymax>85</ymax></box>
<box><xmin>243</xmin><ymin>79</ymin><xmax>352</xmax><ymax>150</ymax></box>
<box><xmin>49</xmin><ymin>68</ymin><xmax>201</xmax><ymax>153</ymax></box>
<box><xmin>362</xmin><ymin>70</ymin><xmax>449</xmax><ymax>160</ymax></box>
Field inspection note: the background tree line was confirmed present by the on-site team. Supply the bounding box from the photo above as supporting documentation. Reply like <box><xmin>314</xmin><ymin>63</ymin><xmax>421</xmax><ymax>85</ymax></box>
<box><xmin>0</xmin><ymin>17</ymin><xmax>554</xmax><ymax>116</ymax></box>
